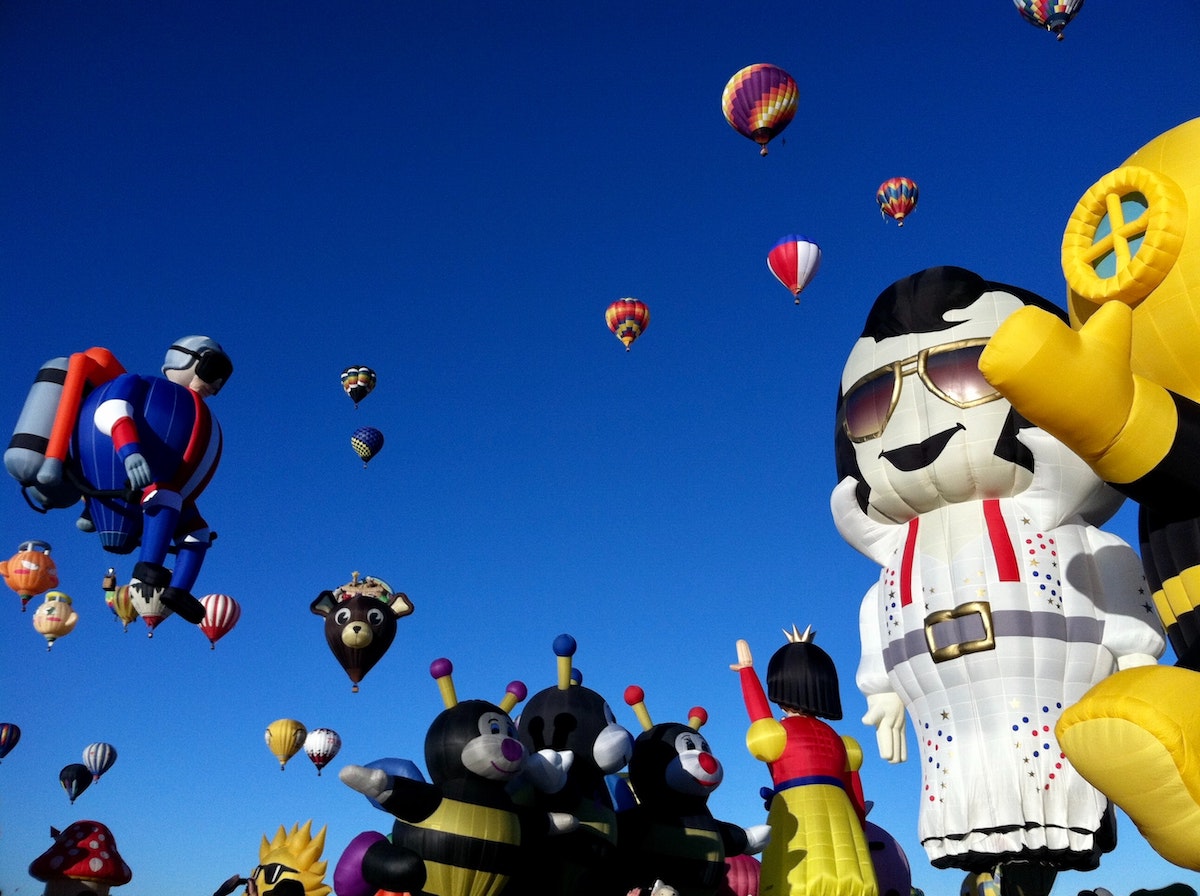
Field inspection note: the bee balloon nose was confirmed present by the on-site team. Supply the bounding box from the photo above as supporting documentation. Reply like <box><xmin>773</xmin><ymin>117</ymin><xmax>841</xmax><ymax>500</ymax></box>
<box><xmin>698</xmin><ymin>752</ymin><xmax>718</xmax><ymax>775</ymax></box>
<box><xmin>502</xmin><ymin>738</ymin><xmax>523</xmax><ymax>762</ymax></box>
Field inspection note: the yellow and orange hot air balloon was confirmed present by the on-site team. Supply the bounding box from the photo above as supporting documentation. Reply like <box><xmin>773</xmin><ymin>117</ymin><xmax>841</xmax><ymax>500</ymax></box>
<box><xmin>605</xmin><ymin>298</ymin><xmax>650</xmax><ymax>352</ymax></box>
<box><xmin>32</xmin><ymin>591</ymin><xmax>77</xmax><ymax>650</ymax></box>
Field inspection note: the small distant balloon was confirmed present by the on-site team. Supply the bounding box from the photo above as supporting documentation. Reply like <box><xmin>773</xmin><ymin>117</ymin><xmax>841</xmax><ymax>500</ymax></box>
<box><xmin>606</xmin><ymin>298</ymin><xmax>650</xmax><ymax>352</ymax></box>
<box><xmin>766</xmin><ymin>235</ymin><xmax>822</xmax><ymax>304</ymax></box>
<box><xmin>59</xmin><ymin>763</ymin><xmax>91</xmax><ymax>803</ymax></box>
<box><xmin>31</xmin><ymin>590</ymin><xmax>77</xmax><ymax>650</ymax></box>
<box><xmin>199</xmin><ymin>593</ymin><xmax>241</xmax><ymax>649</ymax></box>
<box><xmin>876</xmin><ymin>177</ymin><xmax>919</xmax><ymax>226</ymax></box>
<box><xmin>103</xmin><ymin>570</ymin><xmax>139</xmax><ymax>630</ymax></box>
<box><xmin>82</xmin><ymin>742</ymin><xmax>118</xmax><ymax>782</ymax></box>
<box><xmin>341</xmin><ymin>366</ymin><xmax>377</xmax><ymax>407</ymax></box>
<box><xmin>722</xmin><ymin>63</ymin><xmax>799</xmax><ymax>156</ymax></box>
<box><xmin>1</xmin><ymin>540</ymin><xmax>59</xmax><ymax>610</ymax></box>
<box><xmin>351</xmin><ymin>426</ymin><xmax>384</xmax><ymax>468</ymax></box>
<box><xmin>265</xmin><ymin>718</ymin><xmax>308</xmax><ymax>770</ymax></box>
<box><xmin>1012</xmin><ymin>0</ymin><xmax>1084</xmax><ymax>40</ymax></box>
<box><xmin>0</xmin><ymin>723</ymin><xmax>20</xmax><ymax>762</ymax></box>
<box><xmin>304</xmin><ymin>727</ymin><xmax>342</xmax><ymax>776</ymax></box>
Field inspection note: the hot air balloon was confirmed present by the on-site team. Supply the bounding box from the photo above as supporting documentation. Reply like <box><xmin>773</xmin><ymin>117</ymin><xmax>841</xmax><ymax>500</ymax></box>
<box><xmin>605</xmin><ymin>299</ymin><xmax>650</xmax><ymax>352</ymax></box>
<box><xmin>304</xmin><ymin>727</ymin><xmax>342</xmax><ymax>776</ymax></box>
<box><xmin>721</xmin><ymin>64</ymin><xmax>798</xmax><ymax>156</ymax></box>
<box><xmin>351</xmin><ymin>426</ymin><xmax>384</xmax><ymax>468</ymax></box>
<box><xmin>129</xmin><ymin>579</ymin><xmax>173</xmax><ymax>636</ymax></box>
<box><xmin>1</xmin><ymin>540</ymin><xmax>59</xmax><ymax>610</ymax></box>
<box><xmin>310</xmin><ymin>573</ymin><xmax>414</xmax><ymax>692</ymax></box>
<box><xmin>341</xmin><ymin>366</ymin><xmax>377</xmax><ymax>408</ymax></box>
<box><xmin>199</xmin><ymin>593</ymin><xmax>241</xmax><ymax>649</ymax></box>
<box><xmin>102</xmin><ymin>569</ymin><xmax>139</xmax><ymax>630</ymax></box>
<box><xmin>266</xmin><ymin>718</ymin><xmax>308</xmax><ymax>770</ymax></box>
<box><xmin>766</xmin><ymin>235</ymin><xmax>822</xmax><ymax>305</ymax></box>
<box><xmin>82</xmin><ymin>741</ymin><xmax>118</xmax><ymax>782</ymax></box>
<box><xmin>0</xmin><ymin>722</ymin><xmax>20</xmax><ymax>763</ymax></box>
<box><xmin>59</xmin><ymin>763</ymin><xmax>91</xmax><ymax>803</ymax></box>
<box><xmin>876</xmin><ymin>177</ymin><xmax>919</xmax><ymax>226</ymax></box>
<box><xmin>836</xmin><ymin>266</ymin><xmax>1166</xmax><ymax>874</ymax></box>
<box><xmin>1013</xmin><ymin>0</ymin><xmax>1084</xmax><ymax>40</ymax></box>
<box><xmin>32</xmin><ymin>590</ymin><xmax>77</xmax><ymax>650</ymax></box>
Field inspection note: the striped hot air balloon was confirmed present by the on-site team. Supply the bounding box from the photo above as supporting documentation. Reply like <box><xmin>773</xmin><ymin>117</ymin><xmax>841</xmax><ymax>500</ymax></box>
<box><xmin>767</xmin><ymin>235</ymin><xmax>822</xmax><ymax>304</ymax></box>
<box><xmin>721</xmin><ymin>64</ymin><xmax>798</xmax><ymax>156</ymax></box>
<box><xmin>199</xmin><ymin>593</ymin><xmax>241</xmax><ymax>649</ymax></box>
<box><xmin>1013</xmin><ymin>0</ymin><xmax>1084</xmax><ymax>40</ymax></box>
<box><xmin>876</xmin><ymin>177</ymin><xmax>919</xmax><ymax>226</ymax></box>
<box><xmin>605</xmin><ymin>298</ymin><xmax>650</xmax><ymax>351</ymax></box>
<box><xmin>82</xmin><ymin>741</ymin><xmax>118</xmax><ymax>782</ymax></box>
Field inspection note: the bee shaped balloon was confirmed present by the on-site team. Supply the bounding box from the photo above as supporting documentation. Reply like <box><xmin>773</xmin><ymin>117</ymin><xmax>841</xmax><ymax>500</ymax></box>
<box><xmin>616</xmin><ymin>687</ymin><xmax>769</xmax><ymax>896</ymax></box>
<box><xmin>509</xmin><ymin>634</ymin><xmax>635</xmax><ymax>896</ymax></box>
<box><xmin>337</xmin><ymin>658</ymin><xmax>574</xmax><ymax>896</ymax></box>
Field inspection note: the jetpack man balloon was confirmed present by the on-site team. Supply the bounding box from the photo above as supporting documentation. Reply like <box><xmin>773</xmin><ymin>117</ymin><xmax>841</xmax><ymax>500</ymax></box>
<box><xmin>5</xmin><ymin>337</ymin><xmax>232</xmax><ymax>628</ymax></box>
<box><xmin>833</xmin><ymin>266</ymin><xmax>1165</xmax><ymax>878</ymax></box>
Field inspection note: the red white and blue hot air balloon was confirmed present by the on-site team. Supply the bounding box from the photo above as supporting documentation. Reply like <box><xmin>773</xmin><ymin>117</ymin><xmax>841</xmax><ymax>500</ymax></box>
<box><xmin>767</xmin><ymin>235</ymin><xmax>822</xmax><ymax>305</ymax></box>
<box><xmin>876</xmin><ymin>177</ymin><xmax>919</xmax><ymax>227</ymax></box>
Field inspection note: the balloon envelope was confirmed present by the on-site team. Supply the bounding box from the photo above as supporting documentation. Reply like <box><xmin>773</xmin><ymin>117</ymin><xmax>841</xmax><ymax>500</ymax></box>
<box><xmin>605</xmin><ymin>298</ymin><xmax>650</xmax><ymax>351</ymax></box>
<box><xmin>82</xmin><ymin>742</ymin><xmax>118</xmax><ymax>782</ymax></box>
<box><xmin>351</xmin><ymin>426</ymin><xmax>384</xmax><ymax>467</ymax></box>
<box><xmin>1013</xmin><ymin>0</ymin><xmax>1084</xmax><ymax>39</ymax></box>
<box><xmin>766</xmin><ymin>235</ymin><xmax>822</xmax><ymax>304</ymax></box>
<box><xmin>341</xmin><ymin>366</ymin><xmax>377</xmax><ymax>407</ymax></box>
<box><xmin>266</xmin><ymin>718</ymin><xmax>308</xmax><ymax>770</ymax></box>
<box><xmin>719</xmin><ymin>853</ymin><xmax>761</xmax><ymax>896</ymax></box>
<box><xmin>722</xmin><ymin>63</ymin><xmax>798</xmax><ymax>155</ymax></box>
<box><xmin>876</xmin><ymin>177</ymin><xmax>919</xmax><ymax>226</ymax></box>
<box><xmin>31</xmin><ymin>590</ymin><xmax>77</xmax><ymax>649</ymax></box>
<box><xmin>2</xmin><ymin>540</ymin><xmax>58</xmax><ymax>609</ymax></box>
<box><xmin>304</xmin><ymin>727</ymin><xmax>342</xmax><ymax>775</ymax></box>
<box><xmin>59</xmin><ymin>763</ymin><xmax>91</xmax><ymax>803</ymax></box>
<box><xmin>199</xmin><ymin>593</ymin><xmax>241</xmax><ymax>648</ymax></box>
<box><xmin>106</xmin><ymin>582</ymin><xmax>139</xmax><ymax>629</ymax></box>
<box><xmin>0</xmin><ymin>722</ymin><xmax>20</xmax><ymax>761</ymax></box>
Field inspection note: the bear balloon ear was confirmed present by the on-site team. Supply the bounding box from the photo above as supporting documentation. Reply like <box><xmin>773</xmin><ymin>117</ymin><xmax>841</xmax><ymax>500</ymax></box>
<box><xmin>310</xmin><ymin>590</ymin><xmax>339</xmax><ymax>617</ymax></box>
<box><xmin>388</xmin><ymin>591</ymin><xmax>415</xmax><ymax>618</ymax></box>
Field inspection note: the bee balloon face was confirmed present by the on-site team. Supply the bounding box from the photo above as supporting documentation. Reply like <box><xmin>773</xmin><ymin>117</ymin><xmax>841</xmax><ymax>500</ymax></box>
<box><xmin>426</xmin><ymin>699</ymin><xmax>526</xmax><ymax>784</ymax></box>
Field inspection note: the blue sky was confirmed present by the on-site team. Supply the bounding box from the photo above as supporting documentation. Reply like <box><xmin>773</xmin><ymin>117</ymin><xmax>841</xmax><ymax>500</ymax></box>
<box><xmin>3</xmin><ymin>2</ymin><xmax>1200</xmax><ymax>894</ymax></box>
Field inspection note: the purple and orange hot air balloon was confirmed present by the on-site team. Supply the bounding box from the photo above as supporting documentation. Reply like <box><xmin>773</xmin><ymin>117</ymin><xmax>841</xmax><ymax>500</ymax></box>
<box><xmin>722</xmin><ymin>64</ymin><xmax>798</xmax><ymax>156</ymax></box>
<box><xmin>876</xmin><ymin>177</ymin><xmax>919</xmax><ymax>226</ymax></box>
<box><xmin>767</xmin><ymin>235</ymin><xmax>822</xmax><ymax>305</ymax></box>
<box><xmin>606</xmin><ymin>298</ymin><xmax>650</xmax><ymax>352</ymax></box>
<box><xmin>1013</xmin><ymin>0</ymin><xmax>1084</xmax><ymax>40</ymax></box>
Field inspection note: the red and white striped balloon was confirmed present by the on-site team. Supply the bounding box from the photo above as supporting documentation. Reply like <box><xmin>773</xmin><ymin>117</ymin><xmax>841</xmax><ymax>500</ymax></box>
<box><xmin>304</xmin><ymin>727</ymin><xmax>342</xmax><ymax>776</ymax></box>
<box><xmin>199</xmin><ymin>593</ymin><xmax>241</xmax><ymax>649</ymax></box>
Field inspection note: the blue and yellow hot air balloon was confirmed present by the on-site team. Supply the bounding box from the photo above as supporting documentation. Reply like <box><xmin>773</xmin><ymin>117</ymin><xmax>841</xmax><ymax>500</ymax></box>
<box><xmin>350</xmin><ymin>427</ymin><xmax>384</xmax><ymax>468</ymax></box>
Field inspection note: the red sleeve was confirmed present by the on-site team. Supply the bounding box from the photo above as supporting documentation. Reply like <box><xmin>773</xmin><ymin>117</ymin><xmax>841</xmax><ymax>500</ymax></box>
<box><xmin>739</xmin><ymin>666</ymin><xmax>774</xmax><ymax>722</ymax></box>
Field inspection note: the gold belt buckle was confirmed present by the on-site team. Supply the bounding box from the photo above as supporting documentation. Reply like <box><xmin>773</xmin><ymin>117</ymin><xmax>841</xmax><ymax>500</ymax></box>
<box><xmin>924</xmin><ymin>600</ymin><xmax>995</xmax><ymax>662</ymax></box>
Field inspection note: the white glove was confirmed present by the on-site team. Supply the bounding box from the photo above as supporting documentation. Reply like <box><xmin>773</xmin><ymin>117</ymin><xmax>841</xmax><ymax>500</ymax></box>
<box><xmin>862</xmin><ymin>692</ymin><xmax>907</xmax><ymax>763</ymax></box>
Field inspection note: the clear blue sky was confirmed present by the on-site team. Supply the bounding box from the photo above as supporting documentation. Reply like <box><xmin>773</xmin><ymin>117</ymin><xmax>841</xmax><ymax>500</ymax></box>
<box><xmin>3</xmin><ymin>2</ymin><xmax>1200</xmax><ymax>894</ymax></box>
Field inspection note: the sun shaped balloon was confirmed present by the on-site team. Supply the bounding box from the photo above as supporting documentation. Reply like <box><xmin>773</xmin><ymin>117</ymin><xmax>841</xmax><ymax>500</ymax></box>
<box><xmin>722</xmin><ymin>64</ymin><xmax>798</xmax><ymax>156</ymax></box>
